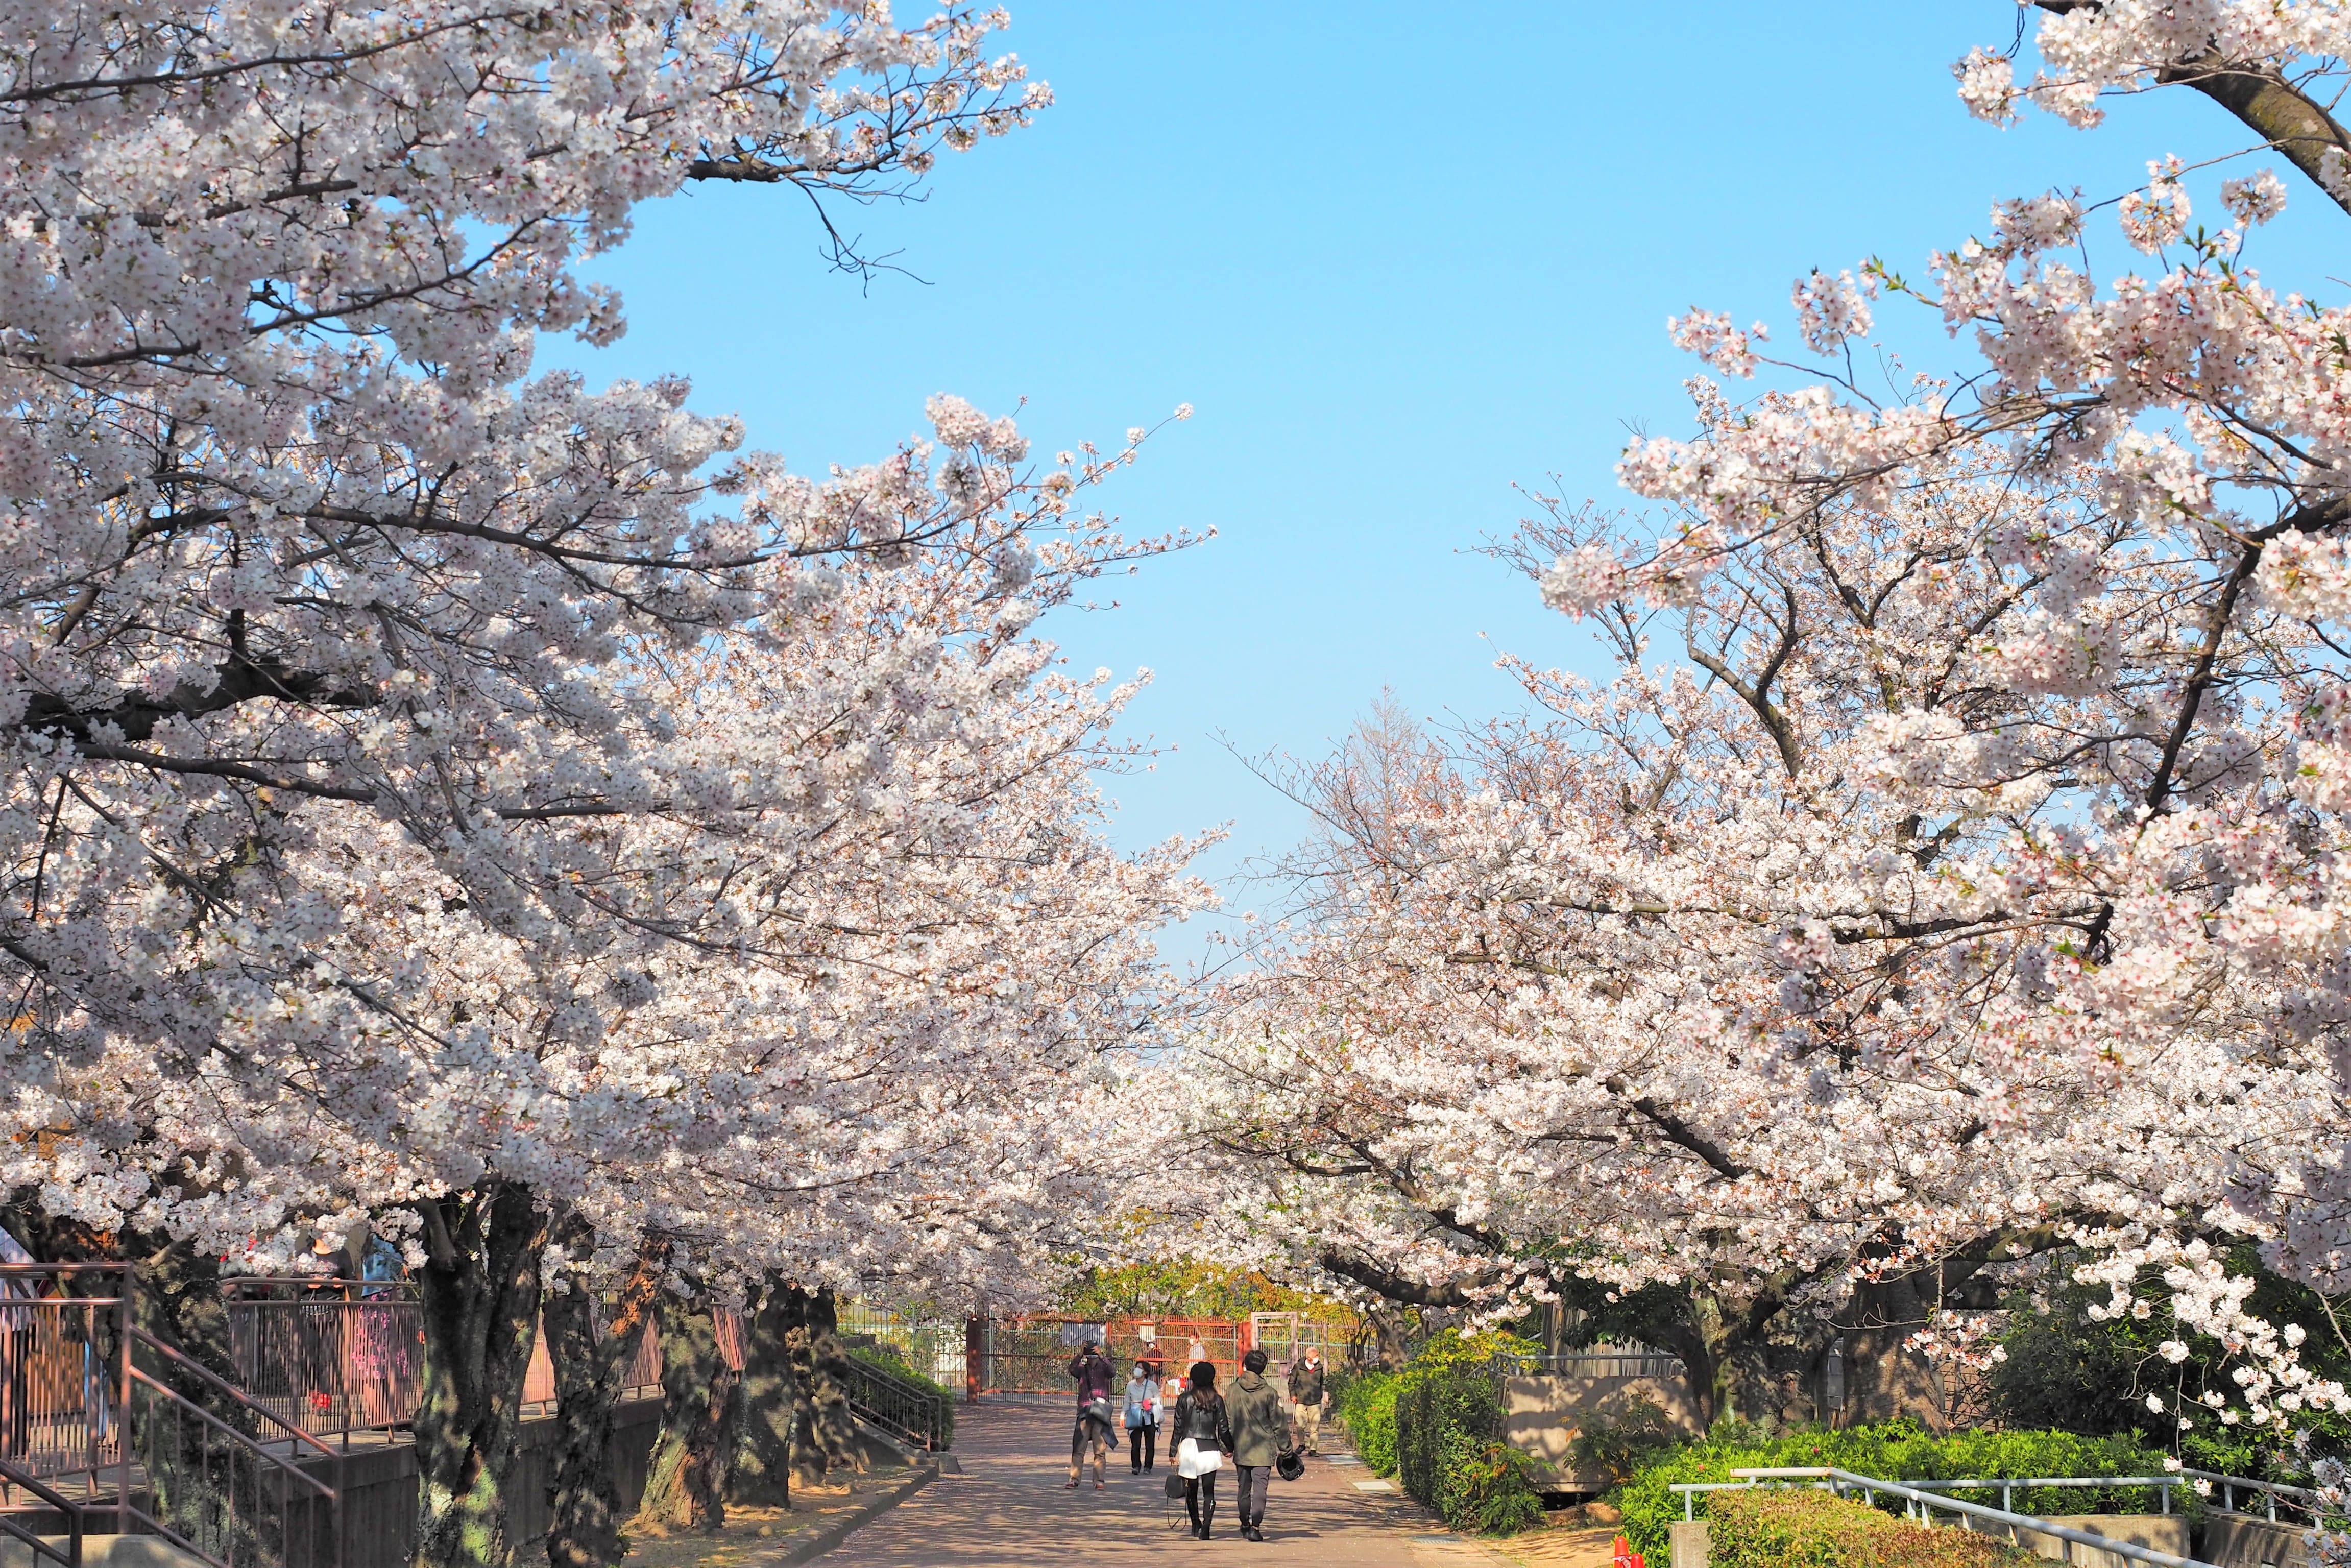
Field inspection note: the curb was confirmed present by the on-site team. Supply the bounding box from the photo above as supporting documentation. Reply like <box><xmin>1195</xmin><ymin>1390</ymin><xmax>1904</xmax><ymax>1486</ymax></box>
<box><xmin>766</xmin><ymin>1460</ymin><xmax>944</xmax><ymax>1566</ymax></box>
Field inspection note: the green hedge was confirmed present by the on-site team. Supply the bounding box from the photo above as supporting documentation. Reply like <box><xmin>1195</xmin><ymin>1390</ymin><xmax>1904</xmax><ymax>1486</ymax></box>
<box><xmin>1709</xmin><ymin>1488</ymin><xmax>2038</xmax><ymax>1568</ymax></box>
<box><xmin>1614</xmin><ymin>1422</ymin><xmax>2173</xmax><ymax>1561</ymax></box>
<box><xmin>1338</xmin><ymin>1369</ymin><xmax>1399</xmax><ymax>1475</ymax></box>
<box><xmin>1389</xmin><ymin>1332</ymin><xmax>1544</xmax><ymax>1536</ymax></box>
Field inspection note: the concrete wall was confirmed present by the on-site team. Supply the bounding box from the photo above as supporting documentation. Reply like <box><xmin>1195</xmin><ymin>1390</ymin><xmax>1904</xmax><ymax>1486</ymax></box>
<box><xmin>2202</xmin><ymin>1513</ymin><xmax>2312</xmax><ymax>1568</ymax></box>
<box><xmin>316</xmin><ymin>1397</ymin><xmax>667</xmax><ymax>1568</ymax></box>
<box><xmin>1961</xmin><ymin>1512</ymin><xmax>2191</xmax><ymax>1568</ymax></box>
<box><xmin>1500</xmin><ymin>1371</ymin><xmax>1702</xmax><ymax>1491</ymax></box>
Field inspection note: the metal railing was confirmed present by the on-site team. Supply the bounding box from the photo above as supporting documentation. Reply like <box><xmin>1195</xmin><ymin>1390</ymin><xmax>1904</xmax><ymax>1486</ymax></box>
<box><xmin>1668</xmin><ymin>1467</ymin><xmax>2215</xmax><ymax>1568</ymax></box>
<box><xmin>1491</xmin><ymin>1349</ymin><xmax>1687</xmax><ymax>1380</ymax></box>
<box><xmin>842</xmin><ymin>1358</ymin><xmax>950</xmax><ymax>1453</ymax></box>
<box><xmin>127</xmin><ymin>1327</ymin><xmax>343</xmax><ymax>1568</ymax></box>
<box><xmin>221</xmin><ymin>1281</ymin><xmax>659</xmax><ymax>1442</ymax></box>
<box><xmin>2180</xmin><ymin>1465</ymin><xmax>2340</xmax><ymax>1527</ymax></box>
<box><xmin>0</xmin><ymin>1453</ymin><xmax>83</xmax><ymax>1568</ymax></box>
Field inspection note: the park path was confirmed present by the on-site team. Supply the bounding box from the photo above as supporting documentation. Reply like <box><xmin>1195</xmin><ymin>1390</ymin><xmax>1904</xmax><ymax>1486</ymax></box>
<box><xmin>822</xmin><ymin>1396</ymin><xmax>1518</xmax><ymax>1568</ymax></box>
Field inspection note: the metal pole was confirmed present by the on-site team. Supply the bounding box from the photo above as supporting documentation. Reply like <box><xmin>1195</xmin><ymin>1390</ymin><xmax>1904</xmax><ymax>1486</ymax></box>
<box><xmin>117</xmin><ymin>1266</ymin><xmax>132</xmax><ymax>1541</ymax></box>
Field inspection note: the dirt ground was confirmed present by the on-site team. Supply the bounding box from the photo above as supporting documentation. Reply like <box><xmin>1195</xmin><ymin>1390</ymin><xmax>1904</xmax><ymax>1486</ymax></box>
<box><xmin>1488</xmin><ymin>1505</ymin><xmax>1634</xmax><ymax>1568</ymax></box>
<box><xmin>617</xmin><ymin>1480</ymin><xmax>878</xmax><ymax>1568</ymax></box>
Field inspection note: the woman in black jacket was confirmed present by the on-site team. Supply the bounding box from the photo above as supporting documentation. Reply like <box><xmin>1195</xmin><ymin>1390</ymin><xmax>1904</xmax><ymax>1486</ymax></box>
<box><xmin>1167</xmin><ymin>1360</ymin><xmax>1235</xmax><ymax>1539</ymax></box>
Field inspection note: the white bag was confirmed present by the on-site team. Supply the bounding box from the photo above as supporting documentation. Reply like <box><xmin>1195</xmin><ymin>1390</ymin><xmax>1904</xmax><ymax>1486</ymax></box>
<box><xmin>1176</xmin><ymin>1437</ymin><xmax>1224</xmax><ymax>1478</ymax></box>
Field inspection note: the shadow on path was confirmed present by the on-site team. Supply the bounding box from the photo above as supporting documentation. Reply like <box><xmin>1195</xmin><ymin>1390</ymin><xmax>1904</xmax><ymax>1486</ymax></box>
<box><xmin>823</xmin><ymin>1396</ymin><xmax>1507</xmax><ymax>1568</ymax></box>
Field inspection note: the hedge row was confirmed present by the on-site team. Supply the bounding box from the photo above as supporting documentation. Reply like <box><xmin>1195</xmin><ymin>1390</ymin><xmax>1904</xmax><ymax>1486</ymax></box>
<box><xmin>1614</xmin><ymin>1421</ymin><xmax>2173</xmax><ymax>1561</ymax></box>
<box><xmin>1708</xmin><ymin>1488</ymin><xmax>2039</xmax><ymax>1568</ymax></box>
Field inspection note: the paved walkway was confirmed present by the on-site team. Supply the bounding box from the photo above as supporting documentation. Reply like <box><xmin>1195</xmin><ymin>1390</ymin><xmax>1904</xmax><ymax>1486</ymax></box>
<box><xmin>825</xmin><ymin>1397</ymin><xmax>1514</xmax><ymax>1568</ymax></box>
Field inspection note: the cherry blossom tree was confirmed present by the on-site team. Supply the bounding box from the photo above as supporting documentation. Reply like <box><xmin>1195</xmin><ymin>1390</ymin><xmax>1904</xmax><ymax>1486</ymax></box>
<box><xmin>0</xmin><ymin>8</ymin><xmax>1218</xmax><ymax>1567</ymax></box>
<box><xmin>1160</xmin><ymin>0</ymin><xmax>2351</xmax><ymax>1460</ymax></box>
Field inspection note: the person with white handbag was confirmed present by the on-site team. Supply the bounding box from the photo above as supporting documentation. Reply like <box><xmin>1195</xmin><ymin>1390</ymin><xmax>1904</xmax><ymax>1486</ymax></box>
<box><xmin>1167</xmin><ymin>1360</ymin><xmax>1235</xmax><ymax>1539</ymax></box>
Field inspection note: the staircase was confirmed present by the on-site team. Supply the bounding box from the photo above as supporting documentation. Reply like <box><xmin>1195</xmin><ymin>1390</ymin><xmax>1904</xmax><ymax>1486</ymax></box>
<box><xmin>0</xmin><ymin>1267</ymin><xmax>342</xmax><ymax>1568</ymax></box>
<box><xmin>841</xmin><ymin>1357</ymin><xmax>951</xmax><ymax>1453</ymax></box>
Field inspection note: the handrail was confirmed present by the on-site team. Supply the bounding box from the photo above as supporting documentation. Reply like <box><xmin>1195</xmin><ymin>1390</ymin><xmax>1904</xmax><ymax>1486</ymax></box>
<box><xmin>1663</xmin><ymin>1467</ymin><xmax>2219</xmax><ymax>1568</ymax></box>
<box><xmin>842</xmin><ymin>1357</ymin><xmax>949</xmax><ymax>1452</ymax></box>
<box><xmin>2178</xmin><ymin>1465</ymin><xmax>2330</xmax><ymax>1525</ymax></box>
<box><xmin>0</xmin><ymin>1453</ymin><xmax>82</xmax><ymax>1568</ymax></box>
<box><xmin>132</xmin><ymin>1328</ymin><xmax>345</xmax><ymax>1468</ymax></box>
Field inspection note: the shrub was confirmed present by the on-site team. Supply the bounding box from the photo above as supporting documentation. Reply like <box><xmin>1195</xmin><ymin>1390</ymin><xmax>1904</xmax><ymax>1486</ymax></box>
<box><xmin>1432</xmin><ymin>1428</ymin><xmax>1548</xmax><ymax>1536</ymax></box>
<box><xmin>1390</xmin><ymin>1330</ymin><xmax>1545</xmax><ymax>1535</ymax></box>
<box><xmin>1611</xmin><ymin>1421</ymin><xmax>2173</xmax><ymax>1561</ymax></box>
<box><xmin>1569</xmin><ymin>1396</ymin><xmax>1682</xmax><ymax>1486</ymax></box>
<box><xmin>1339</xmin><ymin>1370</ymin><xmax>1399</xmax><ymax>1475</ymax></box>
<box><xmin>1708</xmin><ymin>1488</ymin><xmax>2038</xmax><ymax>1568</ymax></box>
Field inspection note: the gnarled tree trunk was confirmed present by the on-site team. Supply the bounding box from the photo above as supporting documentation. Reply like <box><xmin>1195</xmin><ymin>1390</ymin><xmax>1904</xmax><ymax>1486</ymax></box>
<box><xmin>412</xmin><ymin>1180</ymin><xmax>549</xmax><ymax>1568</ymax></box>
<box><xmin>544</xmin><ymin>1223</ymin><xmax>665</xmax><ymax>1568</ymax></box>
<box><xmin>803</xmin><ymin>1289</ymin><xmax>861</xmax><ymax>1478</ymax></box>
<box><xmin>631</xmin><ymin>1292</ymin><xmax>739</xmax><ymax>1532</ymax></box>
<box><xmin>725</xmin><ymin>1278</ymin><xmax>801</xmax><ymax>1508</ymax></box>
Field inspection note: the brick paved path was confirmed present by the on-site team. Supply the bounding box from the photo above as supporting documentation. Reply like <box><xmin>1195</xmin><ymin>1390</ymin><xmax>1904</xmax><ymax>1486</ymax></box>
<box><xmin>824</xmin><ymin>1397</ymin><xmax>1510</xmax><ymax>1568</ymax></box>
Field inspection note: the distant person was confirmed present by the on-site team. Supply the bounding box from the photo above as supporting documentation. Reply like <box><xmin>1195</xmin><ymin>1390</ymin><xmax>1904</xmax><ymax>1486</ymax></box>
<box><xmin>1123</xmin><ymin>1358</ymin><xmax>1161</xmax><ymax>1473</ymax></box>
<box><xmin>1226</xmin><ymin>1348</ymin><xmax>1284</xmax><ymax>1541</ymax></box>
<box><xmin>1065</xmin><ymin>1338</ymin><xmax>1117</xmax><ymax>1490</ymax></box>
<box><xmin>1287</xmin><ymin>1346</ymin><xmax>1330</xmax><ymax>1454</ymax></box>
<box><xmin>1169</xmin><ymin>1360</ymin><xmax>1234</xmax><ymax>1539</ymax></box>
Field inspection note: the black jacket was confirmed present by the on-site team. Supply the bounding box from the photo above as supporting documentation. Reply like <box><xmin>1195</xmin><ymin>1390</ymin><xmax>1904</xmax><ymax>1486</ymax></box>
<box><xmin>1167</xmin><ymin>1387</ymin><xmax>1233</xmax><ymax>1452</ymax></box>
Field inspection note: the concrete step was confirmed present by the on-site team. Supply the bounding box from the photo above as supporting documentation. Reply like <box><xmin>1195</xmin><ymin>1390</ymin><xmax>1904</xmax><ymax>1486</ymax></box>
<box><xmin>0</xmin><ymin>1533</ymin><xmax>211</xmax><ymax>1568</ymax></box>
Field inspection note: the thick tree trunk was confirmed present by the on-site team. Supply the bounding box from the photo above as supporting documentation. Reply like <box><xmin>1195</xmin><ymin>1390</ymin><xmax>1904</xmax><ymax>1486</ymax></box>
<box><xmin>412</xmin><ymin>1181</ymin><xmax>549</xmax><ymax>1568</ymax></box>
<box><xmin>1842</xmin><ymin>1271</ymin><xmax>1954</xmax><ymax>1430</ymax></box>
<box><xmin>544</xmin><ymin>1226</ymin><xmax>665</xmax><ymax>1568</ymax></box>
<box><xmin>802</xmin><ymin>1290</ymin><xmax>861</xmax><ymax>1478</ymax></box>
<box><xmin>631</xmin><ymin>1293</ymin><xmax>739</xmax><ymax>1532</ymax></box>
<box><xmin>725</xmin><ymin>1279</ymin><xmax>801</xmax><ymax>1508</ymax></box>
<box><xmin>786</xmin><ymin>1298</ymin><xmax>824</xmax><ymax>1490</ymax></box>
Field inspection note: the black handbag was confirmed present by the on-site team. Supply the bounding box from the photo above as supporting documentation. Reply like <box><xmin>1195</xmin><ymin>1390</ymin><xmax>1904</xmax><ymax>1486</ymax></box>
<box><xmin>1275</xmin><ymin>1444</ymin><xmax>1305</xmax><ymax>1482</ymax></box>
<box><xmin>1166</xmin><ymin>1471</ymin><xmax>1186</xmax><ymax>1499</ymax></box>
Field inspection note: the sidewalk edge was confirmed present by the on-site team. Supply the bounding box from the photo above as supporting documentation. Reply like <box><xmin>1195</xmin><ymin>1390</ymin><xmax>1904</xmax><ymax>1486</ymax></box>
<box><xmin>771</xmin><ymin>1462</ymin><xmax>943</xmax><ymax>1567</ymax></box>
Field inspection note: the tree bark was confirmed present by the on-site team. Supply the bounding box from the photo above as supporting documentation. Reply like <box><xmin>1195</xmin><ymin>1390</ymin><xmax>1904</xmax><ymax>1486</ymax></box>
<box><xmin>412</xmin><ymin>1180</ymin><xmax>550</xmax><ymax>1568</ymax></box>
<box><xmin>802</xmin><ymin>1290</ymin><xmax>861</xmax><ymax>1478</ymax></box>
<box><xmin>631</xmin><ymin>1293</ymin><xmax>739</xmax><ymax>1532</ymax></box>
<box><xmin>725</xmin><ymin>1279</ymin><xmax>802</xmax><ymax>1508</ymax></box>
<box><xmin>1840</xmin><ymin>1271</ymin><xmax>1950</xmax><ymax>1430</ymax></box>
<box><xmin>786</xmin><ymin>1298</ymin><xmax>825</xmax><ymax>1490</ymax></box>
<box><xmin>544</xmin><ymin>1225</ymin><xmax>665</xmax><ymax>1568</ymax></box>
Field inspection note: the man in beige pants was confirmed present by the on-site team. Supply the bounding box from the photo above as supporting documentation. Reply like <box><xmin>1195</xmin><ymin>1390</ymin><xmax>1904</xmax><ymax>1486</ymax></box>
<box><xmin>1286</xmin><ymin>1348</ymin><xmax>1329</xmax><ymax>1454</ymax></box>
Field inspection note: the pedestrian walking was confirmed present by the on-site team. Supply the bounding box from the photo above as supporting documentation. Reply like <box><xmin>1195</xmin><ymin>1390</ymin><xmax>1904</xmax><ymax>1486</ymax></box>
<box><xmin>1287</xmin><ymin>1345</ymin><xmax>1330</xmax><ymax>1454</ymax></box>
<box><xmin>1123</xmin><ymin>1358</ymin><xmax>1161</xmax><ymax>1473</ymax></box>
<box><xmin>1065</xmin><ymin>1338</ymin><xmax>1117</xmax><ymax>1490</ymax></box>
<box><xmin>1225</xmin><ymin>1348</ymin><xmax>1284</xmax><ymax>1541</ymax></box>
<box><xmin>1168</xmin><ymin>1360</ymin><xmax>1234</xmax><ymax>1539</ymax></box>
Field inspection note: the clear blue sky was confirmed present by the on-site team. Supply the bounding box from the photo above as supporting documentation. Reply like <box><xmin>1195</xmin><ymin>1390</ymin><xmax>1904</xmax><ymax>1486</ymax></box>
<box><xmin>540</xmin><ymin>2</ymin><xmax>2346</xmax><ymax>960</ymax></box>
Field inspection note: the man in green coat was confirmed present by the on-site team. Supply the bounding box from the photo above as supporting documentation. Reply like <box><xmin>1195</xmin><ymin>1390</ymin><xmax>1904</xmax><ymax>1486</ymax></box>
<box><xmin>1226</xmin><ymin>1348</ymin><xmax>1286</xmax><ymax>1541</ymax></box>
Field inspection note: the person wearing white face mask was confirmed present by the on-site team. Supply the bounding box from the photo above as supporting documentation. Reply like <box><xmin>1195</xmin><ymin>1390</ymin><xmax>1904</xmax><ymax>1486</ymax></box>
<box><xmin>1123</xmin><ymin>1359</ymin><xmax>1161</xmax><ymax>1473</ymax></box>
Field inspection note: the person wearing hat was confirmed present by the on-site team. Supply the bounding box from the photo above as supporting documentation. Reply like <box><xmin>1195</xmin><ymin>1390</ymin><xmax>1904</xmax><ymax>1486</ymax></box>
<box><xmin>1225</xmin><ymin>1348</ymin><xmax>1286</xmax><ymax>1541</ymax></box>
<box><xmin>1065</xmin><ymin>1337</ymin><xmax>1118</xmax><ymax>1489</ymax></box>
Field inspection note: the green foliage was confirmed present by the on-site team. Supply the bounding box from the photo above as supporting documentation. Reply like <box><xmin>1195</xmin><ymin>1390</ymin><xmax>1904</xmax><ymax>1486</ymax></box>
<box><xmin>1431</xmin><ymin>1429</ymin><xmax>1548</xmax><ymax>1536</ymax></box>
<box><xmin>1988</xmin><ymin>1245</ymin><xmax>2351</xmax><ymax>1483</ymax></box>
<box><xmin>1391</xmin><ymin>1330</ymin><xmax>1545</xmax><ymax>1536</ymax></box>
<box><xmin>1569</xmin><ymin>1397</ymin><xmax>1682</xmax><ymax>1486</ymax></box>
<box><xmin>1708</xmin><ymin>1488</ymin><xmax>2037</xmax><ymax>1568</ymax></box>
<box><xmin>1339</xmin><ymin>1370</ymin><xmax>1399</xmax><ymax>1475</ymax></box>
<box><xmin>1051</xmin><ymin>1259</ymin><xmax>1355</xmax><ymax>1325</ymax></box>
<box><xmin>846</xmin><ymin>1341</ymin><xmax>956</xmax><ymax>1450</ymax></box>
<box><xmin>1610</xmin><ymin>1421</ymin><xmax>2173</xmax><ymax>1561</ymax></box>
